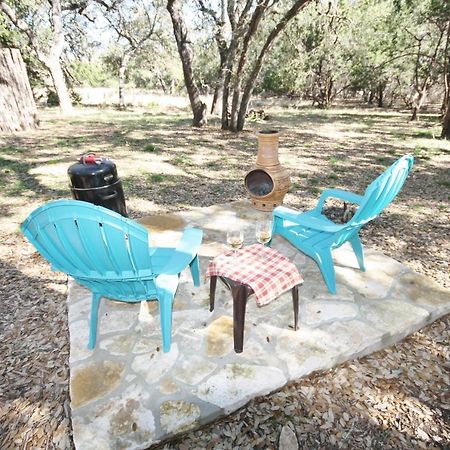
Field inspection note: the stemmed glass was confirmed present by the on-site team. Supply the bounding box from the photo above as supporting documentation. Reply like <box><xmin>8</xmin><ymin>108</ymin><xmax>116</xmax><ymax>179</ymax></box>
<box><xmin>226</xmin><ymin>229</ymin><xmax>244</xmax><ymax>253</ymax></box>
<box><xmin>255</xmin><ymin>220</ymin><xmax>272</xmax><ymax>246</ymax></box>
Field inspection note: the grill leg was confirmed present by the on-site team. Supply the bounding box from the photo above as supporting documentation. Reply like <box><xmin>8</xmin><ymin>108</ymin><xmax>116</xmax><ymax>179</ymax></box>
<box><xmin>209</xmin><ymin>276</ymin><xmax>217</xmax><ymax>312</ymax></box>
<box><xmin>292</xmin><ymin>284</ymin><xmax>299</xmax><ymax>331</ymax></box>
<box><xmin>231</xmin><ymin>284</ymin><xmax>248</xmax><ymax>353</ymax></box>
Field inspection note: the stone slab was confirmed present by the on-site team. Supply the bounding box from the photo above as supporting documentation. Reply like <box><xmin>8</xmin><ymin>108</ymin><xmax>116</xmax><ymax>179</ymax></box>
<box><xmin>68</xmin><ymin>200</ymin><xmax>450</xmax><ymax>449</ymax></box>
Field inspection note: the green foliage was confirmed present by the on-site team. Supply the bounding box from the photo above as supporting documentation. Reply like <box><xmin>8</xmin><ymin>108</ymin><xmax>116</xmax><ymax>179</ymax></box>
<box><xmin>0</xmin><ymin>12</ymin><xmax>19</xmax><ymax>47</ymax></box>
<box><xmin>260</xmin><ymin>0</ymin><xmax>449</xmax><ymax>109</ymax></box>
<box><xmin>46</xmin><ymin>90</ymin><xmax>59</xmax><ymax>106</ymax></box>
<box><xmin>69</xmin><ymin>60</ymin><xmax>114</xmax><ymax>87</ymax></box>
<box><xmin>47</xmin><ymin>89</ymin><xmax>82</xmax><ymax>106</ymax></box>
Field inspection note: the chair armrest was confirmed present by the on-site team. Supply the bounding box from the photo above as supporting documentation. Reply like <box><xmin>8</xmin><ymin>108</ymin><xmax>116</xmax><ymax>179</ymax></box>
<box><xmin>273</xmin><ymin>206</ymin><xmax>342</xmax><ymax>233</ymax></box>
<box><xmin>316</xmin><ymin>188</ymin><xmax>363</xmax><ymax>211</ymax></box>
<box><xmin>157</xmin><ymin>227</ymin><xmax>203</xmax><ymax>276</ymax></box>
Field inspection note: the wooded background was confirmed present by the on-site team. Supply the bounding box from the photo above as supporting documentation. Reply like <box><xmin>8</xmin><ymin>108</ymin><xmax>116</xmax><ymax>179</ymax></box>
<box><xmin>0</xmin><ymin>0</ymin><xmax>449</xmax><ymax>136</ymax></box>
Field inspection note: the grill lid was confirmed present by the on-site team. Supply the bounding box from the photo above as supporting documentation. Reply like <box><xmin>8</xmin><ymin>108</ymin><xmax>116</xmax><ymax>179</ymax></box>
<box><xmin>68</xmin><ymin>153</ymin><xmax>119</xmax><ymax>189</ymax></box>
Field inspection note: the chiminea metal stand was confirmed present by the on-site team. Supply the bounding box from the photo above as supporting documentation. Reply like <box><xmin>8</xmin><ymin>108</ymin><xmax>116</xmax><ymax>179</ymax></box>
<box><xmin>244</xmin><ymin>130</ymin><xmax>290</xmax><ymax>211</ymax></box>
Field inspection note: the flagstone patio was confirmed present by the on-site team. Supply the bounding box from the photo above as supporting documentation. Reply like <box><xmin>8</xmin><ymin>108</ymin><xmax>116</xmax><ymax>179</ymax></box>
<box><xmin>67</xmin><ymin>201</ymin><xmax>450</xmax><ymax>450</ymax></box>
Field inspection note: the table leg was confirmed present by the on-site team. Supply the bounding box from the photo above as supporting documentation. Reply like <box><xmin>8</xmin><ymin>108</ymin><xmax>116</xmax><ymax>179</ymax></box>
<box><xmin>292</xmin><ymin>284</ymin><xmax>299</xmax><ymax>331</ymax></box>
<box><xmin>209</xmin><ymin>276</ymin><xmax>217</xmax><ymax>312</ymax></box>
<box><xmin>231</xmin><ymin>284</ymin><xmax>248</xmax><ymax>353</ymax></box>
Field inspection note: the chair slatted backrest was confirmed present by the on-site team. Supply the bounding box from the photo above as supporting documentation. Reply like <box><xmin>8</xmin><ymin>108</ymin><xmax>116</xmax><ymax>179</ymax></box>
<box><xmin>328</xmin><ymin>155</ymin><xmax>414</xmax><ymax>248</ymax></box>
<box><xmin>21</xmin><ymin>200</ymin><xmax>154</xmax><ymax>281</ymax></box>
<box><xmin>351</xmin><ymin>154</ymin><xmax>414</xmax><ymax>226</ymax></box>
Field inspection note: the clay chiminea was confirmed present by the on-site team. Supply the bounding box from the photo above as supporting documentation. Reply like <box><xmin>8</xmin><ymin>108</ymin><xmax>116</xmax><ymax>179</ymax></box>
<box><xmin>244</xmin><ymin>130</ymin><xmax>290</xmax><ymax>211</ymax></box>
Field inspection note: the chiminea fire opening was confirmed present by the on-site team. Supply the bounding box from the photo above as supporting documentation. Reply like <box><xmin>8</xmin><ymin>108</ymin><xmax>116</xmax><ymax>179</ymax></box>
<box><xmin>245</xmin><ymin>169</ymin><xmax>274</xmax><ymax>197</ymax></box>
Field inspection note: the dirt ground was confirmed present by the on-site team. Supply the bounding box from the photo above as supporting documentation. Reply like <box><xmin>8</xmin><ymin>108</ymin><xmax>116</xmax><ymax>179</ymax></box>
<box><xmin>0</xmin><ymin>104</ymin><xmax>449</xmax><ymax>449</ymax></box>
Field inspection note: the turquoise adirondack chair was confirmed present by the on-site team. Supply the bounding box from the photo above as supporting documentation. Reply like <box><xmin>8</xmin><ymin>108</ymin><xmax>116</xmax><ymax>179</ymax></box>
<box><xmin>21</xmin><ymin>200</ymin><xmax>203</xmax><ymax>352</ymax></box>
<box><xmin>272</xmin><ymin>155</ymin><xmax>414</xmax><ymax>294</ymax></box>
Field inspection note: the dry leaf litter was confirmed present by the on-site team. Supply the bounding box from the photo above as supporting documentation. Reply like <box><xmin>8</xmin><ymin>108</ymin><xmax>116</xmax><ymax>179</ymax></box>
<box><xmin>0</xmin><ymin>106</ymin><xmax>449</xmax><ymax>449</ymax></box>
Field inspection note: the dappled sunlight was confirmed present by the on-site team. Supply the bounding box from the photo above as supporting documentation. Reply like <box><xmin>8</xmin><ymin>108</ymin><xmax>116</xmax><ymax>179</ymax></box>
<box><xmin>29</xmin><ymin>162</ymin><xmax>72</xmax><ymax>191</ymax></box>
<box><xmin>1</xmin><ymin>103</ymin><xmax>448</xmax><ymax>286</ymax></box>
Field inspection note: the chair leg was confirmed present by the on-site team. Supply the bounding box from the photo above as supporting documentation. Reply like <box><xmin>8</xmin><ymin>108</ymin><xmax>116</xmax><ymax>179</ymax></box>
<box><xmin>88</xmin><ymin>293</ymin><xmax>102</xmax><ymax>350</ymax></box>
<box><xmin>209</xmin><ymin>276</ymin><xmax>217</xmax><ymax>312</ymax></box>
<box><xmin>349</xmin><ymin>235</ymin><xmax>366</xmax><ymax>272</ymax></box>
<box><xmin>159</xmin><ymin>293</ymin><xmax>173</xmax><ymax>353</ymax></box>
<box><xmin>318</xmin><ymin>250</ymin><xmax>337</xmax><ymax>294</ymax></box>
<box><xmin>292</xmin><ymin>285</ymin><xmax>299</xmax><ymax>331</ymax></box>
<box><xmin>189</xmin><ymin>255</ymin><xmax>201</xmax><ymax>287</ymax></box>
<box><xmin>231</xmin><ymin>285</ymin><xmax>248</xmax><ymax>353</ymax></box>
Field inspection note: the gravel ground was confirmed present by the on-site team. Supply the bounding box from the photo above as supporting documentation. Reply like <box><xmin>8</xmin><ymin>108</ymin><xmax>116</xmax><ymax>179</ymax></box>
<box><xmin>0</xmin><ymin>105</ymin><xmax>449</xmax><ymax>449</ymax></box>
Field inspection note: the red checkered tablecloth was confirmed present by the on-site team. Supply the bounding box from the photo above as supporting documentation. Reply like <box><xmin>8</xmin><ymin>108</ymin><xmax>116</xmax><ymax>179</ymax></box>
<box><xmin>206</xmin><ymin>244</ymin><xmax>303</xmax><ymax>306</ymax></box>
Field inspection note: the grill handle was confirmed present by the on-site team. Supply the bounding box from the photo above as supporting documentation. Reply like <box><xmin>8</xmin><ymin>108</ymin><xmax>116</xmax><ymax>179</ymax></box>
<box><xmin>99</xmin><ymin>191</ymin><xmax>118</xmax><ymax>201</ymax></box>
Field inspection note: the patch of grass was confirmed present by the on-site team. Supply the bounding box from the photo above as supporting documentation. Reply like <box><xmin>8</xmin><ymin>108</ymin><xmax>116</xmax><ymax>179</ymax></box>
<box><xmin>173</xmin><ymin>155</ymin><xmax>190</xmax><ymax>166</ymax></box>
<box><xmin>327</xmin><ymin>173</ymin><xmax>338</xmax><ymax>180</ymax></box>
<box><xmin>329</xmin><ymin>155</ymin><xmax>347</xmax><ymax>166</ymax></box>
<box><xmin>205</xmin><ymin>160</ymin><xmax>220</xmax><ymax>168</ymax></box>
<box><xmin>55</xmin><ymin>136</ymin><xmax>89</xmax><ymax>148</ymax></box>
<box><xmin>309</xmin><ymin>186</ymin><xmax>321</xmax><ymax>195</ymax></box>
<box><xmin>414</xmin><ymin>129</ymin><xmax>435</xmax><ymax>139</ymax></box>
<box><xmin>410</xmin><ymin>203</ymin><xmax>426</xmax><ymax>211</ymax></box>
<box><xmin>0</xmin><ymin>145</ymin><xmax>26</xmax><ymax>155</ymax></box>
<box><xmin>308</xmin><ymin>177</ymin><xmax>320</xmax><ymax>185</ymax></box>
<box><xmin>149</xmin><ymin>173</ymin><xmax>166</xmax><ymax>183</ymax></box>
<box><xmin>376</xmin><ymin>156</ymin><xmax>390</xmax><ymax>164</ymax></box>
<box><xmin>0</xmin><ymin>156</ymin><xmax>33</xmax><ymax>195</ymax></box>
<box><xmin>143</xmin><ymin>143</ymin><xmax>159</xmax><ymax>153</ymax></box>
<box><xmin>412</xmin><ymin>145</ymin><xmax>445</xmax><ymax>160</ymax></box>
<box><xmin>289</xmin><ymin>182</ymin><xmax>302</xmax><ymax>192</ymax></box>
<box><xmin>438</xmin><ymin>179</ymin><xmax>450</xmax><ymax>189</ymax></box>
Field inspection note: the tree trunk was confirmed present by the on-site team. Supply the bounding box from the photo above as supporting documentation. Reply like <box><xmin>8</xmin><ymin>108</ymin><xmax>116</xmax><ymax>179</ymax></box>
<box><xmin>441</xmin><ymin>22</ymin><xmax>450</xmax><ymax>115</ymax></box>
<box><xmin>235</xmin><ymin>0</ymin><xmax>311</xmax><ymax>131</ymax></box>
<box><xmin>118</xmin><ymin>52</ymin><xmax>131</xmax><ymax>109</ymax></box>
<box><xmin>220</xmin><ymin>47</ymin><xmax>237</xmax><ymax>129</ymax></box>
<box><xmin>210</xmin><ymin>84</ymin><xmax>222</xmax><ymax>114</ymax></box>
<box><xmin>210</xmin><ymin>44</ymin><xmax>227</xmax><ymax>114</ymax></box>
<box><xmin>410</xmin><ymin>87</ymin><xmax>427</xmax><ymax>121</ymax></box>
<box><xmin>377</xmin><ymin>84</ymin><xmax>384</xmax><ymax>107</ymax></box>
<box><xmin>167</xmin><ymin>0</ymin><xmax>207</xmax><ymax>127</ymax></box>
<box><xmin>47</xmin><ymin>0</ymin><xmax>73</xmax><ymax>114</ymax></box>
<box><xmin>228</xmin><ymin>2</ymin><xmax>268</xmax><ymax>131</ymax></box>
<box><xmin>441</xmin><ymin>96</ymin><xmax>450</xmax><ymax>139</ymax></box>
<box><xmin>210</xmin><ymin>18</ymin><xmax>228</xmax><ymax>114</ymax></box>
<box><xmin>0</xmin><ymin>48</ymin><xmax>38</xmax><ymax>132</ymax></box>
<box><xmin>0</xmin><ymin>0</ymin><xmax>73</xmax><ymax>114</ymax></box>
<box><xmin>47</xmin><ymin>58</ymin><xmax>73</xmax><ymax>114</ymax></box>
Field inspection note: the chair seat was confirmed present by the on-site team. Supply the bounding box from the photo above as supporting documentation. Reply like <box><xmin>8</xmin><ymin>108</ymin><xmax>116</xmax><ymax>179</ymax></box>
<box><xmin>278</xmin><ymin>210</ymin><xmax>337</xmax><ymax>234</ymax></box>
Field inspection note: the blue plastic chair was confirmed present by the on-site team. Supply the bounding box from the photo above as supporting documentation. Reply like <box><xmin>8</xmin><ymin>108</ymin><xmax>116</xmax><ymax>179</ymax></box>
<box><xmin>272</xmin><ymin>155</ymin><xmax>414</xmax><ymax>294</ymax></box>
<box><xmin>21</xmin><ymin>200</ymin><xmax>203</xmax><ymax>352</ymax></box>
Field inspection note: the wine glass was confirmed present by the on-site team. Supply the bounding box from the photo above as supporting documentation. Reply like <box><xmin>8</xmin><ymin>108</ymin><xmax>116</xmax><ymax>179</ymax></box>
<box><xmin>255</xmin><ymin>220</ymin><xmax>272</xmax><ymax>246</ymax></box>
<box><xmin>226</xmin><ymin>229</ymin><xmax>244</xmax><ymax>252</ymax></box>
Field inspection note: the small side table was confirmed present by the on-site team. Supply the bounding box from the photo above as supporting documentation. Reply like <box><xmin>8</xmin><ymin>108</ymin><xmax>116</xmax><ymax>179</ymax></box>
<box><xmin>206</xmin><ymin>244</ymin><xmax>303</xmax><ymax>353</ymax></box>
<box><xmin>209</xmin><ymin>276</ymin><xmax>299</xmax><ymax>353</ymax></box>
